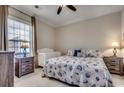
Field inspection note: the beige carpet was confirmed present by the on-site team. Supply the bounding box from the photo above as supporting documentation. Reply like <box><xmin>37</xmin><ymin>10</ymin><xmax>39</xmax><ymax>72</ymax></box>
<box><xmin>14</xmin><ymin>68</ymin><xmax>124</xmax><ymax>87</ymax></box>
<box><xmin>14</xmin><ymin>68</ymin><xmax>69</xmax><ymax>87</ymax></box>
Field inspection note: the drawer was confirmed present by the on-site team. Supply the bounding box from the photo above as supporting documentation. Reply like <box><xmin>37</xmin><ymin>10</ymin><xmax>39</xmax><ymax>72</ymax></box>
<box><xmin>22</xmin><ymin>59</ymin><xmax>33</xmax><ymax>63</ymax></box>
<box><xmin>107</xmin><ymin>61</ymin><xmax>119</xmax><ymax>65</ymax></box>
<box><xmin>109</xmin><ymin>64</ymin><xmax>119</xmax><ymax>68</ymax></box>
<box><xmin>107</xmin><ymin>63</ymin><xmax>119</xmax><ymax>68</ymax></box>
<box><xmin>108</xmin><ymin>66</ymin><xmax>120</xmax><ymax>69</ymax></box>
<box><xmin>21</xmin><ymin>61</ymin><xmax>32</xmax><ymax>65</ymax></box>
<box><xmin>106</xmin><ymin>61</ymin><xmax>119</xmax><ymax>65</ymax></box>
<box><xmin>21</xmin><ymin>58</ymin><xmax>33</xmax><ymax>62</ymax></box>
<box><xmin>22</xmin><ymin>63</ymin><xmax>33</xmax><ymax>68</ymax></box>
<box><xmin>110</xmin><ymin>69</ymin><xmax>120</xmax><ymax>72</ymax></box>
<box><xmin>21</xmin><ymin>67</ymin><xmax>33</xmax><ymax>73</ymax></box>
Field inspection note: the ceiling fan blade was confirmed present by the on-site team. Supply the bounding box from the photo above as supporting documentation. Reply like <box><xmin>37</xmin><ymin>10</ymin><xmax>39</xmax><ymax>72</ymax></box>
<box><xmin>57</xmin><ymin>6</ymin><xmax>62</xmax><ymax>15</ymax></box>
<box><xmin>66</xmin><ymin>5</ymin><xmax>77</xmax><ymax>11</ymax></box>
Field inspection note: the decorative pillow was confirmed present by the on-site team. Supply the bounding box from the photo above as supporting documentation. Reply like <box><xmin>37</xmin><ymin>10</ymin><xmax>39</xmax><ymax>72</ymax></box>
<box><xmin>73</xmin><ymin>50</ymin><xmax>82</xmax><ymax>57</ymax></box>
<box><xmin>81</xmin><ymin>49</ymin><xmax>86</xmax><ymax>57</ymax></box>
<box><xmin>85</xmin><ymin>49</ymin><xmax>101</xmax><ymax>57</ymax></box>
<box><xmin>67</xmin><ymin>49</ymin><xmax>74</xmax><ymax>56</ymax></box>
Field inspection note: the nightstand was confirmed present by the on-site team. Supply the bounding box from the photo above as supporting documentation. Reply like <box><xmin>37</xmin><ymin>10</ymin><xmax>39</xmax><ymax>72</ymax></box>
<box><xmin>15</xmin><ymin>56</ymin><xmax>34</xmax><ymax>78</ymax></box>
<box><xmin>103</xmin><ymin>56</ymin><xmax>123</xmax><ymax>76</ymax></box>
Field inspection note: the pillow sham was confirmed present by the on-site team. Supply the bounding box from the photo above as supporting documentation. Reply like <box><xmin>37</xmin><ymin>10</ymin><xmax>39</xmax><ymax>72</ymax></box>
<box><xmin>85</xmin><ymin>49</ymin><xmax>101</xmax><ymax>57</ymax></box>
<box><xmin>67</xmin><ymin>49</ymin><xmax>74</xmax><ymax>56</ymax></box>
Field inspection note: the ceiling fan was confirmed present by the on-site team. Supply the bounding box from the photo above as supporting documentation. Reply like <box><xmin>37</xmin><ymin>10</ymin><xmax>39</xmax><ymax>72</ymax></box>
<box><xmin>57</xmin><ymin>5</ymin><xmax>77</xmax><ymax>15</ymax></box>
<box><xmin>34</xmin><ymin>5</ymin><xmax>77</xmax><ymax>15</ymax></box>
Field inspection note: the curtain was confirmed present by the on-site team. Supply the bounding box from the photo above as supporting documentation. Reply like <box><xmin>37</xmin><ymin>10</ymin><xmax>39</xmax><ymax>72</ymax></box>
<box><xmin>31</xmin><ymin>16</ymin><xmax>38</xmax><ymax>67</ymax></box>
<box><xmin>0</xmin><ymin>5</ymin><xmax>8</xmax><ymax>50</ymax></box>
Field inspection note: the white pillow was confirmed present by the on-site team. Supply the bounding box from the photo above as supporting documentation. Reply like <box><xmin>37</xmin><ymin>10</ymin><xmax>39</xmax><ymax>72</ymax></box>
<box><xmin>67</xmin><ymin>49</ymin><xmax>74</xmax><ymax>56</ymax></box>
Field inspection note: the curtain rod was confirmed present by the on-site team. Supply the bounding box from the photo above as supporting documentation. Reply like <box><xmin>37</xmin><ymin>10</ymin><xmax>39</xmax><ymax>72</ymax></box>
<box><xmin>9</xmin><ymin>6</ymin><xmax>32</xmax><ymax>17</ymax></box>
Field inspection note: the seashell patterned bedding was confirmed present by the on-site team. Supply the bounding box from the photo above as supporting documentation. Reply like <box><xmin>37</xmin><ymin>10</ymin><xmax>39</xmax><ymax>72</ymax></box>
<box><xmin>43</xmin><ymin>56</ymin><xmax>114</xmax><ymax>87</ymax></box>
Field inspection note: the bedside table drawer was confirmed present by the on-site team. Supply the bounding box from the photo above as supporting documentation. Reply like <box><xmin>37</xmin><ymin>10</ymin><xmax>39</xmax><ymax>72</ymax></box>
<box><xmin>108</xmin><ymin>62</ymin><xmax>119</xmax><ymax>66</ymax></box>
<box><xmin>21</xmin><ymin>68</ymin><xmax>33</xmax><ymax>75</ymax></box>
<box><xmin>108</xmin><ymin>66</ymin><xmax>120</xmax><ymax>71</ymax></box>
<box><xmin>22</xmin><ymin>63</ymin><xmax>33</xmax><ymax>68</ymax></box>
<box><xmin>22</xmin><ymin>59</ymin><xmax>33</xmax><ymax>63</ymax></box>
<box><xmin>109</xmin><ymin>58</ymin><xmax>119</xmax><ymax>63</ymax></box>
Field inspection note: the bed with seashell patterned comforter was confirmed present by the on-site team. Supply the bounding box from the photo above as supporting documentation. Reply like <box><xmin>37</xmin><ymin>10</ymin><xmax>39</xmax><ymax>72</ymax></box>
<box><xmin>43</xmin><ymin>56</ymin><xmax>114</xmax><ymax>87</ymax></box>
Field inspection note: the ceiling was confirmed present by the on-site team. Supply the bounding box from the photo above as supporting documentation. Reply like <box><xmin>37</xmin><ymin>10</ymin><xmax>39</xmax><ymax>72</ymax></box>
<box><xmin>11</xmin><ymin>5</ymin><xmax>124</xmax><ymax>28</ymax></box>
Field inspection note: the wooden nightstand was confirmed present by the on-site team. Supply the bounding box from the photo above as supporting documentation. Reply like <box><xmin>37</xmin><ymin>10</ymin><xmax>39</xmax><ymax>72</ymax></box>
<box><xmin>15</xmin><ymin>56</ymin><xmax>34</xmax><ymax>78</ymax></box>
<box><xmin>103</xmin><ymin>56</ymin><xmax>123</xmax><ymax>76</ymax></box>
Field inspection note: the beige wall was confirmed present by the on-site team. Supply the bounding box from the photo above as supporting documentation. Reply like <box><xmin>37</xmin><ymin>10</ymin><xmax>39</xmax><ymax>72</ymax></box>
<box><xmin>55</xmin><ymin>12</ymin><xmax>121</xmax><ymax>56</ymax></box>
<box><xmin>121</xmin><ymin>8</ymin><xmax>124</xmax><ymax>57</ymax></box>
<box><xmin>36</xmin><ymin>19</ymin><xmax>55</xmax><ymax>49</ymax></box>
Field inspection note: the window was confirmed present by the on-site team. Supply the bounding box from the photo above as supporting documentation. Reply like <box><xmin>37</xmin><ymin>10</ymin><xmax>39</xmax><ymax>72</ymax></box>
<box><xmin>8</xmin><ymin>18</ymin><xmax>32</xmax><ymax>57</ymax></box>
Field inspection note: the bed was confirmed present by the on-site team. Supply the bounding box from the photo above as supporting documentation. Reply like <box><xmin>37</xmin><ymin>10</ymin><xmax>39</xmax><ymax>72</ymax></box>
<box><xmin>43</xmin><ymin>56</ymin><xmax>114</xmax><ymax>87</ymax></box>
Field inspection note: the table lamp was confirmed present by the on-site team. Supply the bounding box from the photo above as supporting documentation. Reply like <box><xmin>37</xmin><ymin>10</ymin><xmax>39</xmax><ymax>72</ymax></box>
<box><xmin>112</xmin><ymin>42</ymin><xmax>119</xmax><ymax>56</ymax></box>
<box><xmin>20</xmin><ymin>43</ymin><xmax>29</xmax><ymax>57</ymax></box>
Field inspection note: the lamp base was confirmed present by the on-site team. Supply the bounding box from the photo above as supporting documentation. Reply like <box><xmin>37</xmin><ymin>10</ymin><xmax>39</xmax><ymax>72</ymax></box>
<box><xmin>23</xmin><ymin>48</ymin><xmax>27</xmax><ymax>57</ymax></box>
<box><xmin>113</xmin><ymin>48</ymin><xmax>117</xmax><ymax>57</ymax></box>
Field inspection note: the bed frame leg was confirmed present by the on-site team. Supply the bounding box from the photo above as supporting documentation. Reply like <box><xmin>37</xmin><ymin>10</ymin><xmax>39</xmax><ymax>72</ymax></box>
<box><xmin>41</xmin><ymin>74</ymin><xmax>46</xmax><ymax>78</ymax></box>
<box><xmin>41</xmin><ymin>67</ymin><xmax>46</xmax><ymax>78</ymax></box>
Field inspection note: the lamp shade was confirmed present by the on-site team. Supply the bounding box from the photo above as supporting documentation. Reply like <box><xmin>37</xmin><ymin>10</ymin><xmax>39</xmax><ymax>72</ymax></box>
<box><xmin>20</xmin><ymin>43</ymin><xmax>29</xmax><ymax>48</ymax></box>
<box><xmin>112</xmin><ymin>42</ymin><xmax>119</xmax><ymax>48</ymax></box>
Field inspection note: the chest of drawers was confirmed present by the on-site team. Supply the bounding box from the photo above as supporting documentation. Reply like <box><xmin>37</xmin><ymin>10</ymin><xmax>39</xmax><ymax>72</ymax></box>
<box><xmin>15</xmin><ymin>57</ymin><xmax>34</xmax><ymax>78</ymax></box>
<box><xmin>103</xmin><ymin>56</ymin><xmax>123</xmax><ymax>76</ymax></box>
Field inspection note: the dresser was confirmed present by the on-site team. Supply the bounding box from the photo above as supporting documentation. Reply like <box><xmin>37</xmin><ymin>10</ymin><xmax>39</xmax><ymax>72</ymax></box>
<box><xmin>103</xmin><ymin>56</ymin><xmax>123</xmax><ymax>76</ymax></box>
<box><xmin>0</xmin><ymin>51</ymin><xmax>14</xmax><ymax>87</ymax></box>
<box><xmin>15</xmin><ymin>56</ymin><xmax>34</xmax><ymax>78</ymax></box>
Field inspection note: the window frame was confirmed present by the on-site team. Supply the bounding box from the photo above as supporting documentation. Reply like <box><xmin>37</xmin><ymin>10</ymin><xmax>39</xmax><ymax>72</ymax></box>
<box><xmin>8</xmin><ymin>18</ymin><xmax>33</xmax><ymax>57</ymax></box>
